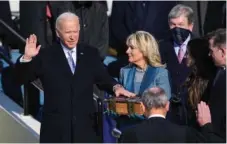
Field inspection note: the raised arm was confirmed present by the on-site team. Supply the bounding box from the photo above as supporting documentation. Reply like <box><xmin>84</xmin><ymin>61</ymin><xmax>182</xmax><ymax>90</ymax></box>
<box><xmin>197</xmin><ymin>101</ymin><xmax>226</xmax><ymax>143</ymax></box>
<box><xmin>14</xmin><ymin>34</ymin><xmax>42</xmax><ymax>85</ymax></box>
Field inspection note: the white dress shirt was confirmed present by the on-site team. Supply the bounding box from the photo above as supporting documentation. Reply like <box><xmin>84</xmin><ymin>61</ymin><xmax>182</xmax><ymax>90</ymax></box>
<box><xmin>148</xmin><ymin>114</ymin><xmax>165</xmax><ymax>119</ymax></box>
<box><xmin>60</xmin><ymin>43</ymin><xmax>77</xmax><ymax>65</ymax></box>
<box><xmin>174</xmin><ymin>35</ymin><xmax>191</xmax><ymax>57</ymax></box>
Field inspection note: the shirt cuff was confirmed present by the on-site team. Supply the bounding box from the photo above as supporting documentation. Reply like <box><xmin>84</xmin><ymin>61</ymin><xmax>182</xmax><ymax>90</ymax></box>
<box><xmin>201</xmin><ymin>123</ymin><xmax>213</xmax><ymax>133</ymax></box>
<box><xmin>20</xmin><ymin>55</ymin><xmax>32</xmax><ymax>63</ymax></box>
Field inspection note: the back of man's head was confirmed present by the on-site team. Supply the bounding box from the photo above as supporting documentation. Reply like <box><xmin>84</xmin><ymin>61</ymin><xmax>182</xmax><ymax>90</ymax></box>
<box><xmin>142</xmin><ymin>87</ymin><xmax>169</xmax><ymax>117</ymax></box>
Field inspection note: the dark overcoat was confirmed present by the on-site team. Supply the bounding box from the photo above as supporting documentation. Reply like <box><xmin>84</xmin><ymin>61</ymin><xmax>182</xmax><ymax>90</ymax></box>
<box><xmin>15</xmin><ymin>42</ymin><xmax>117</xmax><ymax>142</ymax></box>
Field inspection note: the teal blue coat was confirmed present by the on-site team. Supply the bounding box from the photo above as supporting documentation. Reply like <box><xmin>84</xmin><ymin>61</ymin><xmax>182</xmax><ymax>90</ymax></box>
<box><xmin>119</xmin><ymin>64</ymin><xmax>172</xmax><ymax>99</ymax></box>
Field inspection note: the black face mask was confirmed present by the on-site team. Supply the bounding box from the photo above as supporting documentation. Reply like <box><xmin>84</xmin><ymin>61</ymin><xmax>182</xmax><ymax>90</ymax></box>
<box><xmin>170</xmin><ymin>27</ymin><xmax>191</xmax><ymax>45</ymax></box>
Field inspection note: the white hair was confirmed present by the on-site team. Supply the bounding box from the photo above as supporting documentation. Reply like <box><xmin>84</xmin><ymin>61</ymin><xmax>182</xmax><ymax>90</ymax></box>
<box><xmin>142</xmin><ymin>87</ymin><xmax>168</xmax><ymax>110</ymax></box>
<box><xmin>55</xmin><ymin>12</ymin><xmax>80</xmax><ymax>30</ymax></box>
<box><xmin>168</xmin><ymin>4</ymin><xmax>194</xmax><ymax>24</ymax></box>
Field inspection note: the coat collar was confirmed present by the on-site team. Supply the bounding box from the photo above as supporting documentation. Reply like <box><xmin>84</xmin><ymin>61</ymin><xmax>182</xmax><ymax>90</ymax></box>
<box><xmin>54</xmin><ymin>42</ymin><xmax>85</xmax><ymax>76</ymax></box>
<box><xmin>124</xmin><ymin>65</ymin><xmax>158</xmax><ymax>96</ymax></box>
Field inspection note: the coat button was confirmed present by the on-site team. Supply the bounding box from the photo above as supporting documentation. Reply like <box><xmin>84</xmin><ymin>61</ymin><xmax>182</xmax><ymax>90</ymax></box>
<box><xmin>73</xmin><ymin>116</ymin><xmax>76</xmax><ymax>120</ymax></box>
<box><xmin>83</xmin><ymin>24</ymin><xmax>87</xmax><ymax>28</ymax></box>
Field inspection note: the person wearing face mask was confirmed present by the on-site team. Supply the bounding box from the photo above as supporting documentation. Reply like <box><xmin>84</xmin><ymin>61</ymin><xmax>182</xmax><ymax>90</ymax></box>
<box><xmin>159</xmin><ymin>4</ymin><xmax>197</xmax><ymax>125</ymax></box>
<box><xmin>159</xmin><ymin>4</ymin><xmax>196</xmax><ymax>102</ymax></box>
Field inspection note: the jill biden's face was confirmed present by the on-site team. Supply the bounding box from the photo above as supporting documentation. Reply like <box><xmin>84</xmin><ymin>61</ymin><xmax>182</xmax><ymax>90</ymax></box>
<box><xmin>126</xmin><ymin>45</ymin><xmax>145</xmax><ymax>64</ymax></box>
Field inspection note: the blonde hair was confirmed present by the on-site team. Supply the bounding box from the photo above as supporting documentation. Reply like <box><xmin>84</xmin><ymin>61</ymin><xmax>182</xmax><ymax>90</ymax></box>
<box><xmin>126</xmin><ymin>31</ymin><xmax>165</xmax><ymax>67</ymax></box>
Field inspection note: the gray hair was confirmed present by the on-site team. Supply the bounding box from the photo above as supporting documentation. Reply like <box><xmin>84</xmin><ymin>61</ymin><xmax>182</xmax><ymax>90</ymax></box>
<box><xmin>141</xmin><ymin>87</ymin><xmax>168</xmax><ymax>110</ymax></box>
<box><xmin>55</xmin><ymin>12</ymin><xmax>80</xmax><ymax>30</ymax></box>
<box><xmin>168</xmin><ymin>4</ymin><xmax>194</xmax><ymax>24</ymax></box>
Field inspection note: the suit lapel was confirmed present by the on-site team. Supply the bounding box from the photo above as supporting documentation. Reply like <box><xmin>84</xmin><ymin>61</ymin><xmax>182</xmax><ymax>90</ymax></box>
<box><xmin>54</xmin><ymin>43</ymin><xmax>73</xmax><ymax>77</ymax></box>
<box><xmin>73</xmin><ymin>43</ymin><xmax>85</xmax><ymax>77</ymax></box>
<box><xmin>167</xmin><ymin>39</ymin><xmax>180</xmax><ymax>63</ymax></box>
<box><xmin>125</xmin><ymin>66</ymin><xmax>136</xmax><ymax>93</ymax></box>
<box><xmin>139</xmin><ymin>66</ymin><xmax>157</xmax><ymax>95</ymax></box>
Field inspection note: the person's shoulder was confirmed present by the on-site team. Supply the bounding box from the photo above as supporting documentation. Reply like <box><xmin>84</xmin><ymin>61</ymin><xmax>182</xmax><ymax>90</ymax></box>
<box><xmin>78</xmin><ymin>43</ymin><xmax>102</xmax><ymax>59</ymax></box>
<box><xmin>78</xmin><ymin>43</ymin><xmax>97</xmax><ymax>52</ymax></box>
<box><xmin>38</xmin><ymin>45</ymin><xmax>53</xmax><ymax>55</ymax></box>
<box><xmin>149</xmin><ymin>66</ymin><xmax>168</xmax><ymax>75</ymax></box>
<box><xmin>40</xmin><ymin>42</ymin><xmax>62</xmax><ymax>53</ymax></box>
<box><xmin>46</xmin><ymin>42</ymin><xmax>61</xmax><ymax>50</ymax></box>
<box><xmin>156</xmin><ymin>66</ymin><xmax>168</xmax><ymax>73</ymax></box>
<box><xmin>158</xmin><ymin>36</ymin><xmax>173</xmax><ymax>51</ymax></box>
<box><xmin>190</xmin><ymin>33</ymin><xmax>199</xmax><ymax>39</ymax></box>
<box><xmin>158</xmin><ymin>37</ymin><xmax>172</xmax><ymax>45</ymax></box>
<box><xmin>165</xmin><ymin>120</ymin><xmax>189</xmax><ymax>133</ymax></box>
<box><xmin>121</xmin><ymin>64</ymin><xmax>133</xmax><ymax>71</ymax></box>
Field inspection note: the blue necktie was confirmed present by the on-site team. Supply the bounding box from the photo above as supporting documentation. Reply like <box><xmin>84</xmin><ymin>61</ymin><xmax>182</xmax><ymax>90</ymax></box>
<box><xmin>68</xmin><ymin>51</ymin><xmax>76</xmax><ymax>73</ymax></box>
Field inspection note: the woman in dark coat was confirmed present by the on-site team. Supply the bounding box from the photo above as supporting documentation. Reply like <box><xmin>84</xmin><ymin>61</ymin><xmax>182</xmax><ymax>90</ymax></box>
<box><xmin>183</xmin><ymin>38</ymin><xmax>216</xmax><ymax>128</ymax></box>
<box><xmin>167</xmin><ymin>38</ymin><xmax>217</xmax><ymax>127</ymax></box>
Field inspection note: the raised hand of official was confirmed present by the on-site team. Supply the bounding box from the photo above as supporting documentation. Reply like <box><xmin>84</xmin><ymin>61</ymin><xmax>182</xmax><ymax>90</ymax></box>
<box><xmin>23</xmin><ymin>34</ymin><xmax>41</xmax><ymax>60</ymax></box>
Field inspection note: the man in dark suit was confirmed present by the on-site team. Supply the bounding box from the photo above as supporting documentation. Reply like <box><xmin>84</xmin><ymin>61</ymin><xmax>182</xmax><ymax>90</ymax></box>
<box><xmin>159</xmin><ymin>4</ymin><xmax>195</xmax><ymax>97</ymax></box>
<box><xmin>120</xmin><ymin>87</ymin><xmax>218</xmax><ymax>143</ymax></box>
<box><xmin>207</xmin><ymin>28</ymin><xmax>226</xmax><ymax>141</ymax></box>
<box><xmin>108</xmin><ymin>1</ymin><xmax>178</xmax><ymax>78</ymax></box>
<box><xmin>20</xmin><ymin>1</ymin><xmax>75</xmax><ymax>117</ymax></box>
<box><xmin>14</xmin><ymin>12</ymin><xmax>135</xmax><ymax>143</ymax></box>
<box><xmin>159</xmin><ymin>4</ymin><xmax>196</xmax><ymax>125</ymax></box>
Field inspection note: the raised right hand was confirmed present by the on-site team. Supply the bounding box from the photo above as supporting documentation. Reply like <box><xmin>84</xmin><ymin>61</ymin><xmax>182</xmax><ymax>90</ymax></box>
<box><xmin>196</xmin><ymin>101</ymin><xmax>212</xmax><ymax>127</ymax></box>
<box><xmin>23</xmin><ymin>34</ymin><xmax>41</xmax><ymax>60</ymax></box>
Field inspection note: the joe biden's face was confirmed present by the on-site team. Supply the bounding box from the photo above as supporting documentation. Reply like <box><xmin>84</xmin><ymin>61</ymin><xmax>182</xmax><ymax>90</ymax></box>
<box><xmin>56</xmin><ymin>17</ymin><xmax>80</xmax><ymax>49</ymax></box>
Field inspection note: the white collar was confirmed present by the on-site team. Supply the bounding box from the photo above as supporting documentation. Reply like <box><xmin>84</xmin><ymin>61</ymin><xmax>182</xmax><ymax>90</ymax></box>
<box><xmin>60</xmin><ymin>42</ymin><xmax>77</xmax><ymax>54</ymax></box>
<box><xmin>148</xmin><ymin>114</ymin><xmax>165</xmax><ymax>119</ymax></box>
<box><xmin>183</xmin><ymin>34</ymin><xmax>191</xmax><ymax>45</ymax></box>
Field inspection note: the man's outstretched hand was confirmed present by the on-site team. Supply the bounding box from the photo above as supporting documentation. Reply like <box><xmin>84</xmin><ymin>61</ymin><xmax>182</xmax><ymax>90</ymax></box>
<box><xmin>114</xmin><ymin>85</ymin><xmax>136</xmax><ymax>98</ymax></box>
<box><xmin>23</xmin><ymin>34</ymin><xmax>41</xmax><ymax>60</ymax></box>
